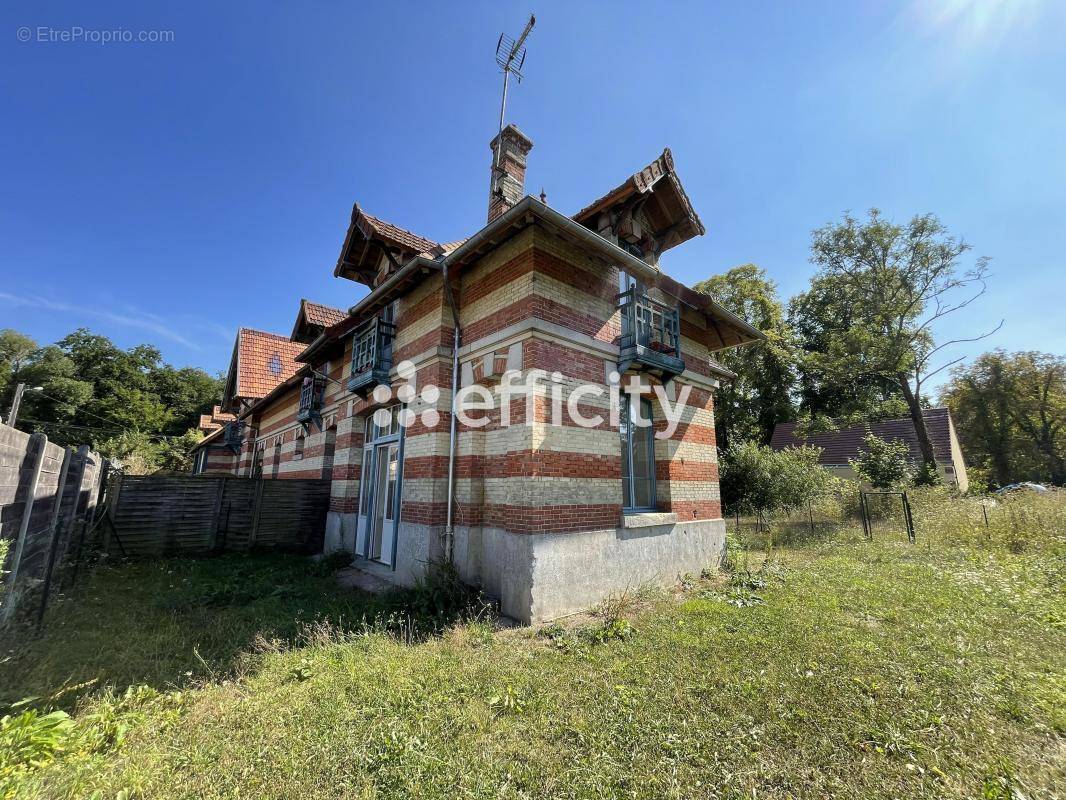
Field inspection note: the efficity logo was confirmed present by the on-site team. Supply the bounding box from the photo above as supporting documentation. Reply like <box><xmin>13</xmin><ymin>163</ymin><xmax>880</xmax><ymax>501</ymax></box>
<box><xmin>369</xmin><ymin>360</ymin><xmax>692</xmax><ymax>439</ymax></box>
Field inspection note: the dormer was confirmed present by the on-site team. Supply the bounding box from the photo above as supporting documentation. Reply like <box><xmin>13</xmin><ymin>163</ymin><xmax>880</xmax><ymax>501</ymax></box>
<box><xmin>572</xmin><ymin>148</ymin><xmax>705</xmax><ymax>268</ymax></box>
<box><xmin>333</xmin><ymin>203</ymin><xmax>442</xmax><ymax>288</ymax></box>
<box><xmin>291</xmin><ymin>299</ymin><xmax>345</xmax><ymax>345</ymax></box>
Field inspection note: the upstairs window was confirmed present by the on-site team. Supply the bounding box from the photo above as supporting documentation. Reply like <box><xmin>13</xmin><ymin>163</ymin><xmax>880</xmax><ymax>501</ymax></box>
<box><xmin>620</xmin><ymin>395</ymin><xmax>656</xmax><ymax>511</ymax></box>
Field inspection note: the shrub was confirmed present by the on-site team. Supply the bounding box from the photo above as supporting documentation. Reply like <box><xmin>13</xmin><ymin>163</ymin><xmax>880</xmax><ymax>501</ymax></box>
<box><xmin>722</xmin><ymin>441</ymin><xmax>834</xmax><ymax>518</ymax></box>
<box><xmin>850</xmin><ymin>433</ymin><xmax>911</xmax><ymax>489</ymax></box>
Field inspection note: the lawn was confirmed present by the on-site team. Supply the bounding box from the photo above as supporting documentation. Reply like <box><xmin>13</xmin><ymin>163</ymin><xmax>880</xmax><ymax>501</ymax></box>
<box><xmin>2</xmin><ymin>520</ymin><xmax>1064</xmax><ymax>798</ymax></box>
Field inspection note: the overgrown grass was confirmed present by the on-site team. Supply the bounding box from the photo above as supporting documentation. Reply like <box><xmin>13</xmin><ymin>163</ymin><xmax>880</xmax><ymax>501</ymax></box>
<box><xmin>2</xmin><ymin>512</ymin><xmax>1064</xmax><ymax>798</ymax></box>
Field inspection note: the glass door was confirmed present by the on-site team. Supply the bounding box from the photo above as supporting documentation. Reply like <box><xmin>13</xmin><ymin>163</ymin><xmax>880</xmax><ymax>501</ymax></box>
<box><xmin>353</xmin><ymin>405</ymin><xmax>404</xmax><ymax>567</ymax></box>
<box><xmin>369</xmin><ymin>443</ymin><xmax>399</xmax><ymax>564</ymax></box>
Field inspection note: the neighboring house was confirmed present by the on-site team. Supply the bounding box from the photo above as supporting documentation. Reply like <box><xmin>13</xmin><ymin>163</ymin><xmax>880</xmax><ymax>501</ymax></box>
<box><xmin>191</xmin><ymin>124</ymin><xmax>763</xmax><ymax>622</ymax></box>
<box><xmin>769</xmin><ymin>407</ymin><xmax>969</xmax><ymax>492</ymax></box>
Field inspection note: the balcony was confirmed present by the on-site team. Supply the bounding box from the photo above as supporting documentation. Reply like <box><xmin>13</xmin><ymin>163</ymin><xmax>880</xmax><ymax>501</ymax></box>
<box><xmin>347</xmin><ymin>316</ymin><xmax>396</xmax><ymax>398</ymax></box>
<box><xmin>296</xmin><ymin>376</ymin><xmax>325</xmax><ymax>425</ymax></box>
<box><xmin>617</xmin><ymin>288</ymin><xmax>685</xmax><ymax>379</ymax></box>
<box><xmin>223</xmin><ymin>420</ymin><xmax>244</xmax><ymax>453</ymax></box>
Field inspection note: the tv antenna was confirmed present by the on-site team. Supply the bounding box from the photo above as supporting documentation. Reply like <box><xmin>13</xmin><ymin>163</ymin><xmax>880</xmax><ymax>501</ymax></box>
<box><xmin>492</xmin><ymin>13</ymin><xmax>535</xmax><ymax>193</ymax></box>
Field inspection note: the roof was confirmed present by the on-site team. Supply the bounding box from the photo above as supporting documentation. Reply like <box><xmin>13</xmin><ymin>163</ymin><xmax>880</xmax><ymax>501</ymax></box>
<box><xmin>197</xmin><ymin>405</ymin><xmax>235</xmax><ymax>433</ymax></box>
<box><xmin>301</xmin><ymin>300</ymin><xmax>345</xmax><ymax>328</ymax></box>
<box><xmin>291</xmin><ymin>299</ymin><xmax>346</xmax><ymax>343</ymax></box>
<box><xmin>233</xmin><ymin>328</ymin><xmax>304</xmax><ymax>400</ymax></box>
<box><xmin>770</xmin><ymin>408</ymin><xmax>957</xmax><ymax>466</ymax></box>
<box><xmin>572</xmin><ymin>148</ymin><xmax>705</xmax><ymax>255</ymax></box>
<box><xmin>334</xmin><ymin>203</ymin><xmax>447</xmax><ymax>285</ymax></box>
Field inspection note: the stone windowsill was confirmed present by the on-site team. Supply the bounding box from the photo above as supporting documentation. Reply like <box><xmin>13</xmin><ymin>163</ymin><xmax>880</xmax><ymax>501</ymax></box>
<box><xmin>620</xmin><ymin>512</ymin><xmax>678</xmax><ymax>529</ymax></box>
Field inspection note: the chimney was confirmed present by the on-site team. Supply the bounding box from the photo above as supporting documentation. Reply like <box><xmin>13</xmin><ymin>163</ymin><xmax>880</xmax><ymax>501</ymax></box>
<box><xmin>488</xmin><ymin>124</ymin><xmax>533</xmax><ymax>223</ymax></box>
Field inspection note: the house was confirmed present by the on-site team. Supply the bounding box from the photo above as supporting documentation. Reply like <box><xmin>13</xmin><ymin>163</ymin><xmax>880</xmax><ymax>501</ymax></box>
<box><xmin>769</xmin><ymin>407</ymin><xmax>969</xmax><ymax>492</ymax></box>
<box><xmin>191</xmin><ymin>124</ymin><xmax>763</xmax><ymax>622</ymax></box>
<box><xmin>190</xmin><ymin>327</ymin><xmax>309</xmax><ymax>475</ymax></box>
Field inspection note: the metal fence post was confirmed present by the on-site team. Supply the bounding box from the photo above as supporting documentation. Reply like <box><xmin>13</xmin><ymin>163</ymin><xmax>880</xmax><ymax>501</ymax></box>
<box><xmin>3</xmin><ymin>433</ymin><xmax>48</xmax><ymax>622</ymax></box>
<box><xmin>901</xmin><ymin>491</ymin><xmax>916</xmax><ymax>544</ymax></box>
<box><xmin>36</xmin><ymin>447</ymin><xmax>73</xmax><ymax>631</ymax></box>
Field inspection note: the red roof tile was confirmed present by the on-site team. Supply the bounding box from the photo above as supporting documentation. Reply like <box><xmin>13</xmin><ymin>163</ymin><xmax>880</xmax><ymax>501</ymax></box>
<box><xmin>302</xmin><ymin>300</ymin><xmax>345</xmax><ymax>328</ymax></box>
<box><xmin>355</xmin><ymin>207</ymin><xmax>440</xmax><ymax>255</ymax></box>
<box><xmin>235</xmin><ymin>328</ymin><xmax>304</xmax><ymax>399</ymax></box>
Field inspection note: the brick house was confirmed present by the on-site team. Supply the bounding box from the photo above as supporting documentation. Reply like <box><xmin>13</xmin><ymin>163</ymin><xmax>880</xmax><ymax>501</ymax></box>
<box><xmin>191</xmin><ymin>125</ymin><xmax>762</xmax><ymax>622</ymax></box>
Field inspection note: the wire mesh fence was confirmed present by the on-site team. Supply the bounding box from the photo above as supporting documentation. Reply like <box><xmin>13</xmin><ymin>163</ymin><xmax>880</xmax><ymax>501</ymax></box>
<box><xmin>726</xmin><ymin>486</ymin><xmax>1065</xmax><ymax>555</ymax></box>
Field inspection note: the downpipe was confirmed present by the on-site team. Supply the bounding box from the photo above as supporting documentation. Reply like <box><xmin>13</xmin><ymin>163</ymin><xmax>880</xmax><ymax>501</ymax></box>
<box><xmin>440</xmin><ymin>260</ymin><xmax>461</xmax><ymax>564</ymax></box>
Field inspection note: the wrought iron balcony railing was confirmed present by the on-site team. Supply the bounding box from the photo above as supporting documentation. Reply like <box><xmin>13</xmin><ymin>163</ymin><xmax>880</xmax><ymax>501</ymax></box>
<box><xmin>296</xmin><ymin>375</ymin><xmax>325</xmax><ymax>424</ymax></box>
<box><xmin>617</xmin><ymin>287</ymin><xmax>685</xmax><ymax>379</ymax></box>
<box><xmin>223</xmin><ymin>420</ymin><xmax>244</xmax><ymax>453</ymax></box>
<box><xmin>347</xmin><ymin>316</ymin><xmax>396</xmax><ymax>397</ymax></box>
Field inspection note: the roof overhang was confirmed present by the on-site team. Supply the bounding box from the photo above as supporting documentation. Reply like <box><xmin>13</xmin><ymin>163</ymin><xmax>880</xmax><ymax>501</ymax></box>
<box><xmin>333</xmin><ymin>203</ymin><xmax>440</xmax><ymax>286</ymax></box>
<box><xmin>572</xmin><ymin>149</ymin><xmax>705</xmax><ymax>255</ymax></box>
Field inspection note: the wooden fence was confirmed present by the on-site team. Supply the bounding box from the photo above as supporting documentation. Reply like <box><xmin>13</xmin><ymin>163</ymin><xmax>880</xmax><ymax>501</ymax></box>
<box><xmin>105</xmin><ymin>475</ymin><xmax>330</xmax><ymax>557</ymax></box>
<box><xmin>1</xmin><ymin>425</ymin><xmax>104</xmax><ymax>623</ymax></box>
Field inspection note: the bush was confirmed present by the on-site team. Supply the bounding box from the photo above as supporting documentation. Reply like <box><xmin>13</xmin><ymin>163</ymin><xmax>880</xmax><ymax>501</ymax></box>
<box><xmin>721</xmin><ymin>441</ymin><xmax>834</xmax><ymax>519</ymax></box>
<box><xmin>850</xmin><ymin>433</ymin><xmax>911</xmax><ymax>489</ymax></box>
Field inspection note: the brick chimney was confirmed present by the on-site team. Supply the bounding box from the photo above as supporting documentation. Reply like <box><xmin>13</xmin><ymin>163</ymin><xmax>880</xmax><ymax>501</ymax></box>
<box><xmin>488</xmin><ymin>124</ymin><xmax>533</xmax><ymax>223</ymax></box>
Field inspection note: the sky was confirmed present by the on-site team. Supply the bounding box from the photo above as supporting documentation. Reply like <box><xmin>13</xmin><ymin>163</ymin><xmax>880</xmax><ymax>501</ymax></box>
<box><xmin>2</xmin><ymin>0</ymin><xmax>1064</xmax><ymax>396</ymax></box>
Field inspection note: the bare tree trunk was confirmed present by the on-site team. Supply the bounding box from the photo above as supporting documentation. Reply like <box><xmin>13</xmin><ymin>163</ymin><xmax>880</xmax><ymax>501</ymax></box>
<box><xmin>898</xmin><ymin>373</ymin><xmax>937</xmax><ymax>470</ymax></box>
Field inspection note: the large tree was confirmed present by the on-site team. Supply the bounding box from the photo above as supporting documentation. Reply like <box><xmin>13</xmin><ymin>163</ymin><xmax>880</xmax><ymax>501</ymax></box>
<box><xmin>791</xmin><ymin>209</ymin><xmax>998</xmax><ymax>480</ymax></box>
<box><xmin>1</xmin><ymin>328</ymin><xmax>223</xmax><ymax>464</ymax></box>
<box><xmin>942</xmin><ymin>350</ymin><xmax>1065</xmax><ymax>486</ymax></box>
<box><xmin>694</xmin><ymin>264</ymin><xmax>796</xmax><ymax>451</ymax></box>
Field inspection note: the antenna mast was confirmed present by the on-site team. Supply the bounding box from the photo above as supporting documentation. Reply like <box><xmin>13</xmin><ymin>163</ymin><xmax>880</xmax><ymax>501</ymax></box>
<box><xmin>492</xmin><ymin>13</ymin><xmax>535</xmax><ymax>195</ymax></box>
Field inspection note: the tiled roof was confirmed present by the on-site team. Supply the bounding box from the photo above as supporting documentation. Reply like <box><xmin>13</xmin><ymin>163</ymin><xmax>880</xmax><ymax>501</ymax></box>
<box><xmin>197</xmin><ymin>405</ymin><xmax>235</xmax><ymax>433</ymax></box>
<box><xmin>211</xmin><ymin>405</ymin><xmax>234</xmax><ymax>421</ymax></box>
<box><xmin>356</xmin><ymin>207</ymin><xmax>440</xmax><ymax>255</ymax></box>
<box><xmin>435</xmin><ymin>239</ymin><xmax>468</xmax><ymax>256</ymax></box>
<box><xmin>572</xmin><ymin>148</ymin><xmax>705</xmax><ymax>253</ymax></box>
<box><xmin>235</xmin><ymin>328</ymin><xmax>305</xmax><ymax>399</ymax></box>
<box><xmin>302</xmin><ymin>300</ymin><xmax>345</xmax><ymax>328</ymax></box>
<box><xmin>770</xmin><ymin>408</ymin><xmax>956</xmax><ymax>466</ymax></box>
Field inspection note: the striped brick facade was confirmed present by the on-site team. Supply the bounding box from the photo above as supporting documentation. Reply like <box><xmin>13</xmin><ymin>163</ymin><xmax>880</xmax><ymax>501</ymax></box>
<box><xmin>193</xmin><ymin>140</ymin><xmax>761</xmax><ymax>621</ymax></box>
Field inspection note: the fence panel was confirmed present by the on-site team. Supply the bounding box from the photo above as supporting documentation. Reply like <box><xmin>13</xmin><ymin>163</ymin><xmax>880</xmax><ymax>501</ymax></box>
<box><xmin>1</xmin><ymin>426</ymin><xmax>102</xmax><ymax>623</ymax></box>
<box><xmin>106</xmin><ymin>475</ymin><xmax>330</xmax><ymax>557</ymax></box>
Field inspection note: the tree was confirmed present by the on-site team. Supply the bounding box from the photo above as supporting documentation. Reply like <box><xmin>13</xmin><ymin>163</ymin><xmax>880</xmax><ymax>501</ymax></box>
<box><xmin>792</xmin><ymin>209</ymin><xmax>999</xmax><ymax>479</ymax></box>
<box><xmin>721</xmin><ymin>441</ymin><xmax>833</xmax><ymax>517</ymax></box>
<box><xmin>789</xmin><ymin>277</ymin><xmax>908</xmax><ymax>423</ymax></box>
<box><xmin>693</xmin><ymin>265</ymin><xmax>796</xmax><ymax>451</ymax></box>
<box><xmin>850</xmin><ymin>433</ymin><xmax>911</xmax><ymax>489</ymax></box>
<box><xmin>942</xmin><ymin>350</ymin><xmax>1065</xmax><ymax>486</ymax></box>
<box><xmin>1</xmin><ymin>327</ymin><xmax>223</xmax><ymax>467</ymax></box>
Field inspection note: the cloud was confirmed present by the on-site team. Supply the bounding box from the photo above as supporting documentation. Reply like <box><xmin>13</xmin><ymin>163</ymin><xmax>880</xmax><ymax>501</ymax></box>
<box><xmin>0</xmin><ymin>291</ymin><xmax>206</xmax><ymax>350</ymax></box>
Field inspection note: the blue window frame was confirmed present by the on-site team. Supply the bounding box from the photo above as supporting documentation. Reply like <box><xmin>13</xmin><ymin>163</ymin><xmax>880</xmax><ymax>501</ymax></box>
<box><xmin>621</xmin><ymin>395</ymin><xmax>656</xmax><ymax>511</ymax></box>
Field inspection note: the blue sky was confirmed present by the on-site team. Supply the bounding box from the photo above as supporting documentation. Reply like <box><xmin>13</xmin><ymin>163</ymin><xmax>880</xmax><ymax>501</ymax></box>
<box><xmin>3</xmin><ymin>1</ymin><xmax>1063</xmax><ymax>395</ymax></box>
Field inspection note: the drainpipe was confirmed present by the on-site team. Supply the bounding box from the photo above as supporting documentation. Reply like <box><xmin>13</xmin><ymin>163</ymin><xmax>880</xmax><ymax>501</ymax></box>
<box><xmin>440</xmin><ymin>259</ymin><xmax>462</xmax><ymax>563</ymax></box>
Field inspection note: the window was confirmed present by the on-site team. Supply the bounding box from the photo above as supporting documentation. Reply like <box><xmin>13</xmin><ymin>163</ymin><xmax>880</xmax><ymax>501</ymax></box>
<box><xmin>294</xmin><ymin>434</ymin><xmax>305</xmax><ymax>460</ymax></box>
<box><xmin>620</xmin><ymin>395</ymin><xmax>655</xmax><ymax>511</ymax></box>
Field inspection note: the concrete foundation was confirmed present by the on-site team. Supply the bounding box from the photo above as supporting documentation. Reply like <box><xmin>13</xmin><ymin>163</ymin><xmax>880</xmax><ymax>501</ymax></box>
<box><xmin>333</xmin><ymin>514</ymin><xmax>726</xmax><ymax>624</ymax></box>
